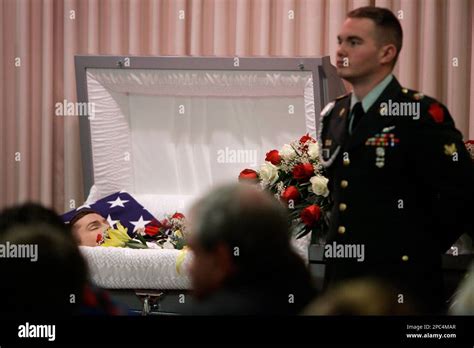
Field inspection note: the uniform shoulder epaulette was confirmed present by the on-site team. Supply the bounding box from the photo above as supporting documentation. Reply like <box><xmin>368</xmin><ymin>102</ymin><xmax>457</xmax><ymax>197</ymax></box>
<box><xmin>320</xmin><ymin>93</ymin><xmax>349</xmax><ymax>118</ymax></box>
<box><xmin>401</xmin><ymin>87</ymin><xmax>448</xmax><ymax>124</ymax></box>
<box><xmin>401</xmin><ymin>87</ymin><xmax>426</xmax><ymax>101</ymax></box>
<box><xmin>335</xmin><ymin>92</ymin><xmax>350</xmax><ymax>101</ymax></box>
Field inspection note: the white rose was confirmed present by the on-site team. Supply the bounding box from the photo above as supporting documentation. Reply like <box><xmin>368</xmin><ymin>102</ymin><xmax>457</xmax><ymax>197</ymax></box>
<box><xmin>280</xmin><ymin>144</ymin><xmax>297</xmax><ymax>160</ymax></box>
<box><xmin>310</xmin><ymin>175</ymin><xmax>329</xmax><ymax>197</ymax></box>
<box><xmin>259</xmin><ymin>162</ymin><xmax>279</xmax><ymax>185</ymax></box>
<box><xmin>308</xmin><ymin>142</ymin><xmax>319</xmax><ymax>160</ymax></box>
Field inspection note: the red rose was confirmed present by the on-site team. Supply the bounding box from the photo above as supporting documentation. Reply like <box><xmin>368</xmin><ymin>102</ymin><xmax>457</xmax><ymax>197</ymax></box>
<box><xmin>238</xmin><ymin>169</ymin><xmax>259</xmax><ymax>182</ymax></box>
<box><xmin>172</xmin><ymin>212</ymin><xmax>185</xmax><ymax>220</ymax></box>
<box><xmin>160</xmin><ymin>218</ymin><xmax>171</xmax><ymax>229</ymax></box>
<box><xmin>466</xmin><ymin>141</ymin><xmax>474</xmax><ymax>161</ymax></box>
<box><xmin>300</xmin><ymin>205</ymin><xmax>321</xmax><ymax>227</ymax></box>
<box><xmin>265</xmin><ymin>150</ymin><xmax>281</xmax><ymax>165</ymax></box>
<box><xmin>299</xmin><ymin>134</ymin><xmax>316</xmax><ymax>144</ymax></box>
<box><xmin>96</xmin><ymin>233</ymin><xmax>103</xmax><ymax>244</ymax></box>
<box><xmin>145</xmin><ymin>219</ymin><xmax>162</xmax><ymax>237</ymax></box>
<box><xmin>292</xmin><ymin>163</ymin><xmax>315</xmax><ymax>181</ymax></box>
<box><xmin>281</xmin><ymin>186</ymin><xmax>300</xmax><ymax>203</ymax></box>
<box><xmin>428</xmin><ymin>103</ymin><xmax>444</xmax><ymax>123</ymax></box>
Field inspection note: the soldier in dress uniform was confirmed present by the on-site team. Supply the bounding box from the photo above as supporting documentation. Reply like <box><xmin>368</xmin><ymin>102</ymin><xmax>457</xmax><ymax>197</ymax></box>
<box><xmin>319</xmin><ymin>6</ymin><xmax>474</xmax><ymax>313</ymax></box>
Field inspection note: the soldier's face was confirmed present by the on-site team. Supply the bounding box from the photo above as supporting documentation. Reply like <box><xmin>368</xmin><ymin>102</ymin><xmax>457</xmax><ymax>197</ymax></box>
<box><xmin>336</xmin><ymin>18</ymin><xmax>383</xmax><ymax>83</ymax></box>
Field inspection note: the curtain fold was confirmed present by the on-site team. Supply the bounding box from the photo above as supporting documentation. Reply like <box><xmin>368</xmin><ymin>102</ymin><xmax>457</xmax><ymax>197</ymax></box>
<box><xmin>0</xmin><ymin>0</ymin><xmax>472</xmax><ymax>212</ymax></box>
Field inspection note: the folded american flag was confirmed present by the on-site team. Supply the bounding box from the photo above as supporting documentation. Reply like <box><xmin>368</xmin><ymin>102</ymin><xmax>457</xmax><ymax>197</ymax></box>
<box><xmin>62</xmin><ymin>191</ymin><xmax>157</xmax><ymax>237</ymax></box>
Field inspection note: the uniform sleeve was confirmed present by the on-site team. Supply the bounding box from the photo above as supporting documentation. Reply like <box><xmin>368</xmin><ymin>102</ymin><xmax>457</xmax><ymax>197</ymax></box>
<box><xmin>410</xmin><ymin>102</ymin><xmax>474</xmax><ymax>252</ymax></box>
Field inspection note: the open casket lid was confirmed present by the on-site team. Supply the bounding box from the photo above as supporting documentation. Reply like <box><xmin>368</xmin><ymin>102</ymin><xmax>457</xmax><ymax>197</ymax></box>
<box><xmin>75</xmin><ymin>56</ymin><xmax>345</xmax><ymax>216</ymax></box>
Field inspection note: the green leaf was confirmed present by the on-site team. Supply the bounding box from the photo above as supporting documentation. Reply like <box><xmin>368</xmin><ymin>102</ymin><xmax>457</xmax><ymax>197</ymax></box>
<box><xmin>125</xmin><ymin>241</ymin><xmax>149</xmax><ymax>249</ymax></box>
<box><xmin>295</xmin><ymin>228</ymin><xmax>310</xmax><ymax>239</ymax></box>
<box><xmin>135</xmin><ymin>233</ymin><xmax>148</xmax><ymax>246</ymax></box>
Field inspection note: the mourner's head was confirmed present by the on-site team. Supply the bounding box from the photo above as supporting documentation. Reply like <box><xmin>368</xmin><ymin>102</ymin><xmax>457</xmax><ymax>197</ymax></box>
<box><xmin>0</xmin><ymin>202</ymin><xmax>70</xmax><ymax>235</ymax></box>
<box><xmin>302</xmin><ymin>278</ymin><xmax>417</xmax><ymax>315</ymax></box>
<box><xmin>336</xmin><ymin>6</ymin><xmax>403</xmax><ymax>83</ymax></box>
<box><xmin>188</xmin><ymin>183</ymin><xmax>311</xmax><ymax>300</ymax></box>
<box><xmin>70</xmin><ymin>209</ymin><xmax>109</xmax><ymax>247</ymax></box>
<box><xmin>0</xmin><ymin>204</ymin><xmax>88</xmax><ymax>315</ymax></box>
<box><xmin>0</xmin><ymin>223</ymin><xmax>88</xmax><ymax>314</ymax></box>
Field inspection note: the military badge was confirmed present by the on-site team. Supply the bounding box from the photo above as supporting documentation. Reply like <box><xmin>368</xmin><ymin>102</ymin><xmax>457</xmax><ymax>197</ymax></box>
<box><xmin>413</xmin><ymin>92</ymin><xmax>424</xmax><ymax>100</ymax></box>
<box><xmin>375</xmin><ymin>147</ymin><xmax>385</xmax><ymax>168</ymax></box>
<box><xmin>444</xmin><ymin>143</ymin><xmax>457</xmax><ymax>156</ymax></box>
<box><xmin>428</xmin><ymin>103</ymin><xmax>444</xmax><ymax>123</ymax></box>
<box><xmin>366</xmin><ymin>132</ymin><xmax>400</xmax><ymax>168</ymax></box>
<box><xmin>382</xmin><ymin>126</ymin><xmax>396</xmax><ymax>133</ymax></box>
<box><xmin>365</xmin><ymin>133</ymin><xmax>400</xmax><ymax>147</ymax></box>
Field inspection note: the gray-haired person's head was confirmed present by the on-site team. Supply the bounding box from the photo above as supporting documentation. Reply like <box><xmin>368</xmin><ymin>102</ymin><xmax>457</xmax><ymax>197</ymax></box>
<box><xmin>188</xmin><ymin>183</ymin><xmax>313</xmax><ymax>302</ymax></box>
<box><xmin>192</xmin><ymin>183</ymin><xmax>291</xmax><ymax>256</ymax></box>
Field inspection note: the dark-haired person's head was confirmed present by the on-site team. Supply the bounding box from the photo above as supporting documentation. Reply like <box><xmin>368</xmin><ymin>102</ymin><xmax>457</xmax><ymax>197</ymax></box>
<box><xmin>70</xmin><ymin>209</ymin><xmax>109</xmax><ymax>247</ymax></box>
<box><xmin>336</xmin><ymin>6</ymin><xmax>403</xmax><ymax>83</ymax></box>
<box><xmin>0</xmin><ymin>223</ymin><xmax>88</xmax><ymax>315</ymax></box>
<box><xmin>303</xmin><ymin>278</ymin><xmax>417</xmax><ymax>315</ymax></box>
<box><xmin>0</xmin><ymin>202</ymin><xmax>70</xmax><ymax>235</ymax></box>
<box><xmin>187</xmin><ymin>183</ymin><xmax>315</xmax><ymax>314</ymax></box>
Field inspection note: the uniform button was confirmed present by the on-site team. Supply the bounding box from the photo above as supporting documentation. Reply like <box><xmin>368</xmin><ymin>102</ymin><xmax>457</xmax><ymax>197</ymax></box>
<box><xmin>402</xmin><ymin>255</ymin><xmax>409</xmax><ymax>262</ymax></box>
<box><xmin>343</xmin><ymin>159</ymin><xmax>350</xmax><ymax>166</ymax></box>
<box><xmin>339</xmin><ymin>203</ymin><xmax>347</xmax><ymax>211</ymax></box>
<box><xmin>338</xmin><ymin>226</ymin><xmax>346</xmax><ymax>234</ymax></box>
<box><xmin>340</xmin><ymin>180</ymin><xmax>348</xmax><ymax>188</ymax></box>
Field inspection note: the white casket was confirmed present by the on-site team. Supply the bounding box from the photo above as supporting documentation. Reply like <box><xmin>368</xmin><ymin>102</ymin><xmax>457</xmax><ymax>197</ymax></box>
<box><xmin>74</xmin><ymin>56</ymin><xmax>345</xmax><ymax>296</ymax></box>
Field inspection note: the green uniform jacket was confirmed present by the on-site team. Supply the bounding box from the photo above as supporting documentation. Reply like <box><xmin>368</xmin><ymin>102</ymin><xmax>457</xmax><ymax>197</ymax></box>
<box><xmin>319</xmin><ymin>76</ymin><xmax>474</xmax><ymax>313</ymax></box>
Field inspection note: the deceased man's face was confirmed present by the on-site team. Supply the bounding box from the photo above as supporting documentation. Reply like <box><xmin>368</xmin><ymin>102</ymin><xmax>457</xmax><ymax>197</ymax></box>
<box><xmin>72</xmin><ymin>213</ymin><xmax>109</xmax><ymax>247</ymax></box>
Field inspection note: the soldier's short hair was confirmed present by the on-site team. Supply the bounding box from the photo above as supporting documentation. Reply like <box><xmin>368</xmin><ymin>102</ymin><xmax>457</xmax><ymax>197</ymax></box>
<box><xmin>347</xmin><ymin>6</ymin><xmax>403</xmax><ymax>67</ymax></box>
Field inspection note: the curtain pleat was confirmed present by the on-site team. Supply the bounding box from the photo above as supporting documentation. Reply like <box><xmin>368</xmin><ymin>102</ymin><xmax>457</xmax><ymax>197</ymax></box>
<box><xmin>29</xmin><ymin>0</ymin><xmax>42</xmax><ymax>202</ymax></box>
<box><xmin>40</xmin><ymin>0</ymin><xmax>54</xmax><ymax>206</ymax></box>
<box><xmin>16</xmin><ymin>0</ymin><xmax>30</xmax><ymax>203</ymax></box>
<box><xmin>0</xmin><ymin>0</ymin><xmax>472</xmax><ymax>212</ymax></box>
<box><xmin>446</xmin><ymin>0</ymin><xmax>470</xmax><ymax>136</ymax></box>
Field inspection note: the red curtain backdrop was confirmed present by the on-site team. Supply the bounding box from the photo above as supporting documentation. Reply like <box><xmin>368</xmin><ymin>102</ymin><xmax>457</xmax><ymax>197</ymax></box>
<box><xmin>1</xmin><ymin>0</ymin><xmax>473</xmax><ymax>212</ymax></box>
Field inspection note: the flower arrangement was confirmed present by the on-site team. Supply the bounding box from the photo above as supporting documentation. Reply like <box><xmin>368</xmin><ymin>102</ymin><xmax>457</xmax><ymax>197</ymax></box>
<box><xmin>96</xmin><ymin>212</ymin><xmax>188</xmax><ymax>250</ymax></box>
<box><xmin>142</xmin><ymin>212</ymin><xmax>188</xmax><ymax>250</ymax></box>
<box><xmin>239</xmin><ymin>134</ymin><xmax>331</xmax><ymax>241</ymax></box>
<box><xmin>466</xmin><ymin>140</ymin><xmax>474</xmax><ymax>161</ymax></box>
<box><xmin>96</xmin><ymin>222</ymin><xmax>147</xmax><ymax>249</ymax></box>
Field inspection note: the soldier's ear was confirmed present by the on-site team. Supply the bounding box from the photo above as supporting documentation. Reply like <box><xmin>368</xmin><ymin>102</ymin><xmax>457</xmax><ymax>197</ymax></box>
<box><xmin>379</xmin><ymin>43</ymin><xmax>397</xmax><ymax>66</ymax></box>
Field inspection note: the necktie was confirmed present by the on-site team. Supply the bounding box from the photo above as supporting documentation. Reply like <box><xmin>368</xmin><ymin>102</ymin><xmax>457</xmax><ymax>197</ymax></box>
<box><xmin>350</xmin><ymin>102</ymin><xmax>365</xmax><ymax>134</ymax></box>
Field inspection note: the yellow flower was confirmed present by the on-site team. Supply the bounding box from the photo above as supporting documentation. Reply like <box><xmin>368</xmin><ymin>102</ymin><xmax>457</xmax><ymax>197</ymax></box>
<box><xmin>101</xmin><ymin>223</ymin><xmax>131</xmax><ymax>247</ymax></box>
<box><xmin>174</xmin><ymin>229</ymin><xmax>183</xmax><ymax>238</ymax></box>
<box><xmin>176</xmin><ymin>247</ymin><xmax>188</xmax><ymax>275</ymax></box>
